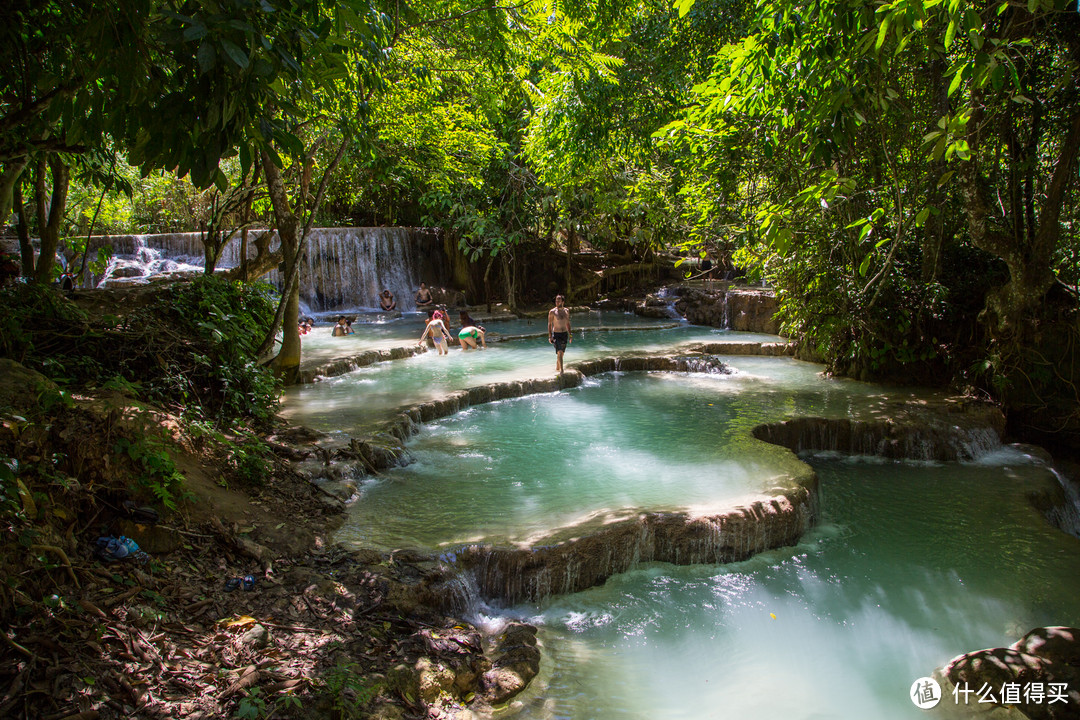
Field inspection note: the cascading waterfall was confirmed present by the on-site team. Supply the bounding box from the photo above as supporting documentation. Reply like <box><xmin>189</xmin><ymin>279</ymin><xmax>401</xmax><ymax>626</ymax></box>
<box><xmin>78</xmin><ymin>227</ymin><xmax>447</xmax><ymax>313</ymax></box>
<box><xmin>286</xmin><ymin>227</ymin><xmax>445</xmax><ymax>313</ymax></box>
<box><xmin>84</xmin><ymin>232</ymin><xmax>210</xmax><ymax>287</ymax></box>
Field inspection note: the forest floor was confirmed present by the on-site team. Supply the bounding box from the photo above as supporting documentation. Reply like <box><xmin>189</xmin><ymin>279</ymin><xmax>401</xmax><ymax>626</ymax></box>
<box><xmin>0</xmin><ymin>365</ymin><xmax>504</xmax><ymax>720</ymax></box>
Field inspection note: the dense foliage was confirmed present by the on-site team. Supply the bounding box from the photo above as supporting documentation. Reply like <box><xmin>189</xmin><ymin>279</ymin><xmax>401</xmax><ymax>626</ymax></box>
<box><xmin>0</xmin><ymin>278</ymin><xmax>280</xmax><ymax>427</ymax></box>
<box><xmin>3</xmin><ymin>0</ymin><xmax>1078</xmax><ymax>437</ymax></box>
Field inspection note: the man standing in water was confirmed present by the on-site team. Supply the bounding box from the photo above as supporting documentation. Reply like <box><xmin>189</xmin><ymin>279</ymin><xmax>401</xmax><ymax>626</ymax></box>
<box><xmin>548</xmin><ymin>294</ymin><xmax>572</xmax><ymax>373</ymax></box>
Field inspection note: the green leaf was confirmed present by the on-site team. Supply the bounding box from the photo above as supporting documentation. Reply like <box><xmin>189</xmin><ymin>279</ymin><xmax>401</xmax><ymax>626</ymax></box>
<box><xmin>876</xmin><ymin>17</ymin><xmax>891</xmax><ymax>51</ymax></box>
<box><xmin>858</xmin><ymin>253</ymin><xmax>872</xmax><ymax>276</ymax></box>
<box><xmin>948</xmin><ymin>66</ymin><xmax>965</xmax><ymax>96</ymax></box>
<box><xmin>915</xmin><ymin>207</ymin><xmax>931</xmax><ymax>227</ymax></box>
<box><xmin>197</xmin><ymin>41</ymin><xmax>216</xmax><ymax>73</ymax></box>
<box><xmin>858</xmin><ymin>224</ymin><xmax>873</xmax><ymax>242</ymax></box>
<box><xmin>676</xmin><ymin>0</ymin><xmax>696</xmax><ymax>18</ymax></box>
<box><xmin>183</xmin><ymin>22</ymin><xmax>208</xmax><ymax>42</ymax></box>
<box><xmin>945</xmin><ymin>19</ymin><xmax>956</xmax><ymax>48</ymax></box>
<box><xmin>220</xmin><ymin>39</ymin><xmax>250</xmax><ymax>70</ymax></box>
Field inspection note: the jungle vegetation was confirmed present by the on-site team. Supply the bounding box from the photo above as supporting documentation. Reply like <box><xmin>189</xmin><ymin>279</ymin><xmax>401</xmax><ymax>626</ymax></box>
<box><xmin>2</xmin><ymin>0</ymin><xmax>1078</xmax><ymax>443</ymax></box>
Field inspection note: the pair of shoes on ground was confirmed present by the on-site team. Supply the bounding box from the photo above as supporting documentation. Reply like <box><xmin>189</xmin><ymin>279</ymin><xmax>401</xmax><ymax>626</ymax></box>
<box><xmin>94</xmin><ymin>535</ymin><xmax>150</xmax><ymax>564</ymax></box>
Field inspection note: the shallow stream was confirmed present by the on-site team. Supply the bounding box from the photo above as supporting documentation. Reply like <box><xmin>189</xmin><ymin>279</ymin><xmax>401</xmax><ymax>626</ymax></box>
<box><xmin>278</xmin><ymin>323</ymin><xmax>1080</xmax><ymax>719</ymax></box>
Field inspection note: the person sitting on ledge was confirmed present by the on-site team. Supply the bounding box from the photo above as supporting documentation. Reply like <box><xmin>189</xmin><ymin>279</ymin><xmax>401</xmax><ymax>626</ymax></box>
<box><xmin>380</xmin><ymin>289</ymin><xmax>396</xmax><ymax>311</ymax></box>
<box><xmin>415</xmin><ymin>283</ymin><xmax>434</xmax><ymax>308</ymax></box>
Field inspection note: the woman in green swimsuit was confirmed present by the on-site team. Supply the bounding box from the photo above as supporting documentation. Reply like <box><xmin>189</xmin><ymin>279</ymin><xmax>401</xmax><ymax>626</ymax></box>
<box><xmin>458</xmin><ymin>325</ymin><xmax>486</xmax><ymax>350</ymax></box>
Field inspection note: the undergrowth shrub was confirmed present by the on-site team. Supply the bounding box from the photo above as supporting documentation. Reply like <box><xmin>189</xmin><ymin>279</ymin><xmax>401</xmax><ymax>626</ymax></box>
<box><xmin>0</xmin><ymin>276</ymin><xmax>281</xmax><ymax>428</ymax></box>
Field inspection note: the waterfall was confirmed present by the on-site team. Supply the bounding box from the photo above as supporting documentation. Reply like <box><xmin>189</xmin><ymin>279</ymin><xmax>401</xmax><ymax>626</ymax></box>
<box><xmin>84</xmin><ymin>232</ymin><xmax>208</xmax><ymax>288</ymax></box>
<box><xmin>286</xmin><ymin>227</ymin><xmax>446</xmax><ymax>313</ymax></box>
<box><xmin>1048</xmin><ymin>468</ymin><xmax>1080</xmax><ymax>539</ymax></box>
<box><xmin>79</xmin><ymin>227</ymin><xmax>447</xmax><ymax>313</ymax></box>
<box><xmin>721</xmin><ymin>291</ymin><xmax>730</xmax><ymax>329</ymax></box>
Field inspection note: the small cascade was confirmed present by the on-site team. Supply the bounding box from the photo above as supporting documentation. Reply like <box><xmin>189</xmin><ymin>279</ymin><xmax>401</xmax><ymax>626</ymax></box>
<box><xmin>428</xmin><ymin>562</ymin><xmax>485</xmax><ymax>616</ymax></box>
<box><xmin>720</xmin><ymin>291</ymin><xmax>730</xmax><ymax>329</ymax></box>
<box><xmin>87</xmin><ymin>233</ymin><xmax>208</xmax><ymax>287</ymax></box>
<box><xmin>452</xmin><ymin>489</ymin><xmax>815</xmax><ymax>605</ymax></box>
<box><xmin>672</xmin><ymin>355</ymin><xmax>731</xmax><ymax>374</ymax></box>
<box><xmin>638</xmin><ymin>289</ymin><xmax>683</xmax><ymax>319</ymax></box>
<box><xmin>753</xmin><ymin>414</ymin><xmax>1004</xmax><ymax>463</ymax></box>
<box><xmin>1047</xmin><ymin>468</ymin><xmax>1080</xmax><ymax>539</ymax></box>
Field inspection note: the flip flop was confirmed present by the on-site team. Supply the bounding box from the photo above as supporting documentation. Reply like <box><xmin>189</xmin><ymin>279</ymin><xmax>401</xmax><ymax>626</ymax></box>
<box><xmin>225</xmin><ymin>575</ymin><xmax>256</xmax><ymax>592</ymax></box>
<box><xmin>122</xmin><ymin>501</ymin><xmax>160</xmax><ymax>525</ymax></box>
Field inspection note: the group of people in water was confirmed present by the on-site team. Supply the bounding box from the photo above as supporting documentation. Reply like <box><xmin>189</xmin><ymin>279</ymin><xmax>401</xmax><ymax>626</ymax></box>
<box><xmin>313</xmin><ymin>282</ymin><xmax>572</xmax><ymax>372</ymax></box>
<box><xmin>418</xmin><ymin>306</ymin><xmax>486</xmax><ymax>354</ymax></box>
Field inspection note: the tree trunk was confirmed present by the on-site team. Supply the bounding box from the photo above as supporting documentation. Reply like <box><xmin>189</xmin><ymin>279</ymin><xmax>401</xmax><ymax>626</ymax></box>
<box><xmin>203</xmin><ymin>230</ymin><xmax>218</xmax><ymax>274</ymax></box>
<box><xmin>920</xmin><ymin>57</ymin><xmax>950</xmax><ymax>284</ymax></box>
<box><xmin>0</xmin><ymin>159</ymin><xmax>28</xmax><ymax>240</ymax></box>
<box><xmin>959</xmin><ymin>100</ymin><xmax>1080</xmax><ymax>339</ymax></box>
<box><xmin>14</xmin><ymin>181</ymin><xmax>33</xmax><ymax>276</ymax></box>
<box><xmin>502</xmin><ymin>253</ymin><xmax>516</xmax><ymax>312</ymax></box>
<box><xmin>33</xmin><ymin>155</ymin><xmax>69</xmax><ymax>284</ymax></box>
<box><xmin>260</xmin><ymin>151</ymin><xmax>302</xmax><ymax>384</ymax></box>
<box><xmin>483</xmin><ymin>255</ymin><xmax>494</xmax><ymax>313</ymax></box>
<box><xmin>566</xmin><ymin>224</ymin><xmax>578</xmax><ymax>303</ymax></box>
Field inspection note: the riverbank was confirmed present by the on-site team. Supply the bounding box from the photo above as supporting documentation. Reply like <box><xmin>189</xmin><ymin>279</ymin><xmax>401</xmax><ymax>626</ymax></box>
<box><xmin>0</xmin><ymin>356</ymin><xmax>542</xmax><ymax>720</ymax></box>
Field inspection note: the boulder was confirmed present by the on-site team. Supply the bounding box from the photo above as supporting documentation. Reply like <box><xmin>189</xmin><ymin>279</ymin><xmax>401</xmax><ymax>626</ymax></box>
<box><xmin>240</xmin><ymin>623</ymin><xmax>271</xmax><ymax>650</ymax></box>
<box><xmin>416</xmin><ymin>657</ymin><xmax>457</xmax><ymax>705</ymax></box>
<box><xmin>936</xmin><ymin>627</ymin><xmax>1080</xmax><ymax>720</ymax></box>
<box><xmin>480</xmin><ymin>623</ymin><xmax>541</xmax><ymax>705</ymax></box>
<box><xmin>0</xmin><ymin>359</ymin><xmax>57</xmax><ymax>412</ymax></box>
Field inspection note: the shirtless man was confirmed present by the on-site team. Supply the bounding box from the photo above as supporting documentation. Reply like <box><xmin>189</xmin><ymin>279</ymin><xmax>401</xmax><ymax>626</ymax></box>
<box><xmin>415</xmin><ymin>283</ymin><xmax>434</xmax><ymax>308</ymax></box>
<box><xmin>547</xmin><ymin>294</ymin><xmax>571</xmax><ymax>373</ymax></box>
<box><xmin>418</xmin><ymin>313</ymin><xmax>451</xmax><ymax>355</ymax></box>
<box><xmin>379</xmin><ymin>290</ymin><xmax>396</xmax><ymax>311</ymax></box>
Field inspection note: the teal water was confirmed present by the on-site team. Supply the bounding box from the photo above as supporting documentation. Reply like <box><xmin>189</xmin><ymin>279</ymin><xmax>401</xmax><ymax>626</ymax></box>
<box><xmin>306</xmin><ymin>329</ymin><xmax>1080</xmax><ymax>719</ymax></box>
<box><xmin>296</xmin><ymin>310</ymin><xmax>696</xmax><ymax>366</ymax></box>
<box><xmin>501</xmin><ymin>453</ymin><xmax>1080</xmax><ymax>720</ymax></box>
<box><xmin>281</xmin><ymin>325</ymin><xmax>786</xmax><ymax>434</ymax></box>
<box><xmin>334</xmin><ymin>362</ymin><xmax>933</xmax><ymax>549</ymax></box>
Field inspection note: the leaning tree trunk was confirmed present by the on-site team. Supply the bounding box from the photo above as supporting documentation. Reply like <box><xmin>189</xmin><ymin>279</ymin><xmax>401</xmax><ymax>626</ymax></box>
<box><xmin>0</xmin><ymin>159</ymin><xmax>28</xmax><ymax>238</ymax></box>
<box><xmin>256</xmin><ymin>136</ymin><xmax>347</xmax><ymax>384</ymax></box>
<box><xmin>33</xmin><ymin>155</ymin><xmax>69</xmax><ymax>285</ymax></box>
